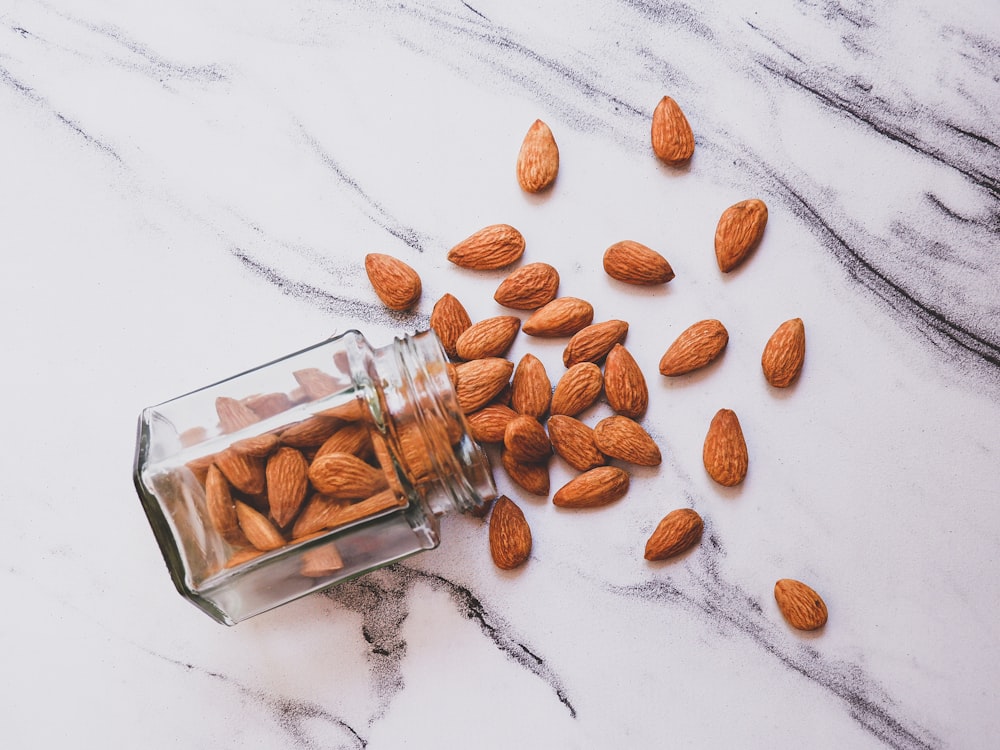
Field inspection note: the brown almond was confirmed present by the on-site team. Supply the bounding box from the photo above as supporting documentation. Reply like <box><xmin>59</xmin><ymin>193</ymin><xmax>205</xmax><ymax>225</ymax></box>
<box><xmin>316</xmin><ymin>399</ymin><xmax>366</xmax><ymax>422</ymax></box>
<box><xmin>501</xmin><ymin>450</ymin><xmax>550</xmax><ymax>496</ymax></box>
<box><xmin>215</xmin><ymin>448</ymin><xmax>266</xmax><ymax>495</ymax></box>
<box><xmin>658</xmin><ymin>319</ymin><xmax>729</xmax><ymax>376</ymax></box>
<box><xmin>504</xmin><ymin>415</ymin><xmax>552</xmax><ymax>463</ymax></box>
<box><xmin>185</xmin><ymin>454</ymin><xmax>214</xmax><ymax>485</ymax></box>
<box><xmin>494</xmin><ymin>262</ymin><xmax>560</xmax><ymax>310</ymax></box>
<box><xmin>592</xmin><ymin>415</ymin><xmax>661</xmax><ymax>466</ymax></box>
<box><xmin>489</xmin><ymin>495</ymin><xmax>533</xmax><ymax>569</ymax></box>
<box><xmin>715</xmin><ymin>199</ymin><xmax>768</xmax><ymax>273</ymax></box>
<box><xmin>466</xmin><ymin>404</ymin><xmax>518</xmax><ymax>443</ymax></box>
<box><xmin>603</xmin><ymin>241</ymin><xmax>675</xmax><ymax>285</ymax></box>
<box><xmin>216</xmin><ymin>396</ymin><xmax>260</xmax><ymax>433</ymax></box>
<box><xmin>454</xmin><ymin>358</ymin><xmax>515</xmax><ymax>412</ymax></box>
<box><xmin>447</xmin><ymin>224</ymin><xmax>526</xmax><ymax>270</ymax></box>
<box><xmin>293</xmin><ymin>368</ymin><xmax>341</xmax><ymax>400</ymax></box>
<box><xmin>205</xmin><ymin>464</ymin><xmax>247</xmax><ymax>545</ymax></box>
<box><xmin>510</xmin><ymin>353</ymin><xmax>551</xmax><ymax>417</ymax></box>
<box><xmin>651</xmin><ymin>95</ymin><xmax>695</xmax><ymax>165</ymax></box>
<box><xmin>563</xmin><ymin>320</ymin><xmax>629</xmax><ymax>367</ymax></box>
<box><xmin>300</xmin><ymin>543</ymin><xmax>345</xmax><ymax>577</ymax></box>
<box><xmin>523</xmin><ymin>297</ymin><xmax>594</xmax><ymax>337</ymax></box>
<box><xmin>314</xmin><ymin>422</ymin><xmax>374</xmax><ymax>461</ymax></box>
<box><xmin>762</xmin><ymin>318</ymin><xmax>806</xmax><ymax>388</ymax></box>
<box><xmin>308</xmin><ymin>452</ymin><xmax>389</xmax><ymax>499</ymax></box>
<box><xmin>291</xmin><ymin>494</ymin><xmax>351</xmax><ymax>538</ymax></box>
<box><xmin>234</xmin><ymin>501</ymin><xmax>286</xmax><ymax>551</ymax></box>
<box><xmin>430</xmin><ymin>293</ymin><xmax>472</xmax><ymax>359</ymax></box>
<box><xmin>552</xmin><ymin>466</ymin><xmax>630</xmax><ymax>508</ymax></box>
<box><xmin>703</xmin><ymin>408</ymin><xmax>748</xmax><ymax>486</ymax></box>
<box><xmin>224</xmin><ymin>547</ymin><xmax>265</xmax><ymax>569</ymax></box>
<box><xmin>604</xmin><ymin>344</ymin><xmax>648</xmax><ymax>418</ymax></box>
<box><xmin>243</xmin><ymin>392</ymin><xmax>294</xmax><ymax>420</ymax></box>
<box><xmin>364</xmin><ymin>253</ymin><xmax>422</xmax><ymax>310</ymax></box>
<box><xmin>644</xmin><ymin>508</ymin><xmax>704</xmax><ymax>560</ymax></box>
<box><xmin>774</xmin><ymin>579</ymin><xmax>828</xmax><ymax>631</ymax></box>
<box><xmin>454</xmin><ymin>316</ymin><xmax>521</xmax><ymax>360</ymax></box>
<box><xmin>266</xmin><ymin>447</ymin><xmax>310</xmax><ymax>527</ymax></box>
<box><xmin>280</xmin><ymin>415</ymin><xmax>343</xmax><ymax>448</ymax></box>
<box><xmin>546</xmin><ymin>414</ymin><xmax>606</xmax><ymax>472</ymax></box>
<box><xmin>230</xmin><ymin>432</ymin><xmax>281</xmax><ymax>458</ymax></box>
<box><xmin>516</xmin><ymin>119</ymin><xmax>559</xmax><ymax>193</ymax></box>
<box><xmin>550</xmin><ymin>362</ymin><xmax>603</xmax><ymax>416</ymax></box>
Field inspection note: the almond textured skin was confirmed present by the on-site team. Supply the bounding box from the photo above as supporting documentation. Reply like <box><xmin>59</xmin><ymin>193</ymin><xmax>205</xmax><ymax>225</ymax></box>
<box><xmin>447</xmin><ymin>224</ymin><xmax>526</xmax><ymax>270</ymax></box>
<box><xmin>651</xmin><ymin>96</ymin><xmax>695</xmax><ymax>165</ymax></box>
<box><xmin>715</xmin><ymin>199</ymin><xmax>768</xmax><ymax>273</ymax></box>
<box><xmin>489</xmin><ymin>495</ymin><xmax>533</xmax><ymax>569</ymax></box>
<box><xmin>494</xmin><ymin>262</ymin><xmax>560</xmax><ymax>310</ymax></box>
<box><xmin>516</xmin><ymin>119</ymin><xmax>559</xmax><ymax>193</ymax></box>
<box><xmin>364</xmin><ymin>253</ymin><xmax>422</xmax><ymax>310</ymax></box>
<box><xmin>550</xmin><ymin>362</ymin><xmax>603</xmax><ymax>416</ymax></box>
<box><xmin>703</xmin><ymin>408</ymin><xmax>748</xmax><ymax>486</ymax></box>
<box><xmin>430</xmin><ymin>293</ymin><xmax>472</xmax><ymax>359</ymax></box>
<box><xmin>774</xmin><ymin>579</ymin><xmax>828</xmax><ymax>631</ymax></box>
<box><xmin>265</xmin><ymin>447</ymin><xmax>309</xmax><ymax>527</ymax></box>
<box><xmin>511</xmin><ymin>353</ymin><xmax>551</xmax><ymax>417</ymax></box>
<box><xmin>644</xmin><ymin>508</ymin><xmax>704</xmax><ymax>560</ymax></box>
<box><xmin>762</xmin><ymin>318</ymin><xmax>806</xmax><ymax>387</ymax></box>
<box><xmin>547</xmin><ymin>414</ymin><xmax>606</xmax><ymax>472</ymax></box>
<box><xmin>522</xmin><ymin>297</ymin><xmax>595</xmax><ymax>337</ymax></box>
<box><xmin>230</xmin><ymin>432</ymin><xmax>281</xmax><ymax>458</ymax></box>
<box><xmin>604</xmin><ymin>344</ymin><xmax>648</xmax><ymax>419</ymax></box>
<box><xmin>308</xmin><ymin>452</ymin><xmax>389</xmax><ymax>498</ymax></box>
<box><xmin>215</xmin><ymin>448</ymin><xmax>266</xmax><ymax>495</ymax></box>
<box><xmin>234</xmin><ymin>501</ymin><xmax>286</xmax><ymax>551</ymax></box>
<box><xmin>592</xmin><ymin>415</ymin><xmax>661</xmax><ymax>466</ymax></box>
<box><xmin>553</xmin><ymin>466</ymin><xmax>630</xmax><ymax>508</ymax></box>
<box><xmin>658</xmin><ymin>319</ymin><xmax>729</xmax><ymax>376</ymax></box>
<box><xmin>216</xmin><ymin>396</ymin><xmax>260</xmax><ymax>433</ymax></box>
<box><xmin>205</xmin><ymin>464</ymin><xmax>246</xmax><ymax>545</ymax></box>
<box><xmin>454</xmin><ymin>316</ymin><xmax>521</xmax><ymax>360</ymax></box>
<box><xmin>563</xmin><ymin>320</ymin><xmax>629</xmax><ymax>367</ymax></box>
<box><xmin>454</xmin><ymin>358</ymin><xmax>515</xmax><ymax>413</ymax></box>
<box><xmin>466</xmin><ymin>404</ymin><xmax>518</xmax><ymax>443</ymax></box>
<box><xmin>280</xmin><ymin>415</ymin><xmax>343</xmax><ymax>448</ymax></box>
<box><xmin>315</xmin><ymin>422</ymin><xmax>374</xmax><ymax>461</ymax></box>
<box><xmin>501</xmin><ymin>450</ymin><xmax>550</xmax><ymax>496</ymax></box>
<box><xmin>603</xmin><ymin>241</ymin><xmax>675</xmax><ymax>285</ymax></box>
<box><xmin>504</xmin><ymin>415</ymin><xmax>552</xmax><ymax>463</ymax></box>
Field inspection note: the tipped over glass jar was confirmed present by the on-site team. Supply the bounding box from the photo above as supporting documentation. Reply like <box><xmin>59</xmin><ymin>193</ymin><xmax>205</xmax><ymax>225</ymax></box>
<box><xmin>133</xmin><ymin>330</ymin><xmax>496</xmax><ymax>624</ymax></box>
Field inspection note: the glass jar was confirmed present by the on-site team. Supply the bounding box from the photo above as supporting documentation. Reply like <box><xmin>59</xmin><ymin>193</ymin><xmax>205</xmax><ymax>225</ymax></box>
<box><xmin>132</xmin><ymin>330</ymin><xmax>496</xmax><ymax>625</ymax></box>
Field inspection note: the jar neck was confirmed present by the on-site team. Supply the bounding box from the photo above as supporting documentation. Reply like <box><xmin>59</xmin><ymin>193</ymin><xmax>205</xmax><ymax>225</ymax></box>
<box><xmin>369</xmin><ymin>331</ymin><xmax>495</xmax><ymax>516</ymax></box>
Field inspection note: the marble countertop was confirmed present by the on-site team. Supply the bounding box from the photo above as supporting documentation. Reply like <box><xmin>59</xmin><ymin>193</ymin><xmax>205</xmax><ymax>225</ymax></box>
<box><xmin>3</xmin><ymin>1</ymin><xmax>998</xmax><ymax>747</ymax></box>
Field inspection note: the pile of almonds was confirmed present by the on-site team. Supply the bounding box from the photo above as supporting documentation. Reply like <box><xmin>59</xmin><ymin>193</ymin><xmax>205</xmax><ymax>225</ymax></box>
<box><xmin>363</xmin><ymin>96</ymin><xmax>826</xmax><ymax>632</ymax></box>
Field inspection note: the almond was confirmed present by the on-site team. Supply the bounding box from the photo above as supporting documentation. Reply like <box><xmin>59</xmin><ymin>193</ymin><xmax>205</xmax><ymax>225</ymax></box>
<box><xmin>603</xmin><ymin>241</ymin><xmax>675</xmax><ymax>285</ymax></box>
<box><xmin>300</xmin><ymin>543</ymin><xmax>345</xmax><ymax>577</ymax></box>
<box><xmin>489</xmin><ymin>495</ymin><xmax>533</xmax><ymax>569</ymax></box>
<box><xmin>447</xmin><ymin>224</ymin><xmax>525</xmax><ymax>270</ymax></box>
<box><xmin>715</xmin><ymin>199</ymin><xmax>768</xmax><ymax>273</ymax></box>
<box><xmin>504</xmin><ymin>415</ymin><xmax>552</xmax><ymax>463</ymax></box>
<box><xmin>293</xmin><ymin>489</ymin><xmax>403</xmax><ymax>538</ymax></box>
<box><xmin>266</xmin><ymin>447</ymin><xmax>309</xmax><ymax>527</ymax></box>
<box><xmin>230</xmin><ymin>432</ymin><xmax>281</xmax><ymax>458</ymax></box>
<box><xmin>216</xmin><ymin>396</ymin><xmax>259</xmax><ymax>433</ymax></box>
<box><xmin>550</xmin><ymin>362</ymin><xmax>603</xmax><ymax>416</ymax></box>
<box><xmin>644</xmin><ymin>508</ymin><xmax>703</xmax><ymax>560</ymax></box>
<box><xmin>293</xmin><ymin>367</ymin><xmax>341</xmax><ymax>400</ymax></box>
<box><xmin>658</xmin><ymin>319</ymin><xmax>729</xmax><ymax>376</ymax></box>
<box><xmin>703</xmin><ymin>408</ymin><xmax>748</xmax><ymax>486</ymax></box>
<box><xmin>774</xmin><ymin>579</ymin><xmax>828</xmax><ymax>631</ymax></box>
<box><xmin>308</xmin><ymin>452</ymin><xmax>389</xmax><ymax>498</ymax></box>
<box><xmin>563</xmin><ymin>320</ymin><xmax>629</xmax><ymax>366</ymax></box>
<box><xmin>205</xmin><ymin>464</ymin><xmax>247</xmax><ymax>545</ymax></box>
<box><xmin>762</xmin><ymin>318</ymin><xmax>806</xmax><ymax>387</ymax></box>
<box><xmin>364</xmin><ymin>253</ymin><xmax>422</xmax><ymax>310</ymax></box>
<box><xmin>516</xmin><ymin>119</ymin><xmax>559</xmax><ymax>193</ymax></box>
<box><xmin>244</xmin><ymin>392</ymin><xmax>294</xmax><ymax>419</ymax></box>
<box><xmin>592</xmin><ymin>415</ymin><xmax>661</xmax><ymax>466</ymax></box>
<box><xmin>466</xmin><ymin>403</ymin><xmax>518</xmax><ymax>443</ymax></box>
<box><xmin>494</xmin><ymin>262</ymin><xmax>560</xmax><ymax>310</ymax></box>
<box><xmin>510</xmin><ymin>353</ymin><xmax>551</xmax><ymax>417</ymax></box>
<box><xmin>546</xmin><ymin>414</ymin><xmax>606</xmax><ymax>472</ymax></box>
<box><xmin>234</xmin><ymin>501</ymin><xmax>286</xmax><ymax>551</ymax></box>
<box><xmin>215</xmin><ymin>448</ymin><xmax>266</xmax><ymax>495</ymax></box>
<box><xmin>454</xmin><ymin>358</ymin><xmax>515</xmax><ymax>413</ymax></box>
<box><xmin>552</xmin><ymin>466</ymin><xmax>630</xmax><ymax>508</ymax></box>
<box><xmin>224</xmin><ymin>547</ymin><xmax>265</xmax><ymax>569</ymax></box>
<box><xmin>523</xmin><ymin>297</ymin><xmax>594</xmax><ymax>337</ymax></box>
<box><xmin>314</xmin><ymin>422</ymin><xmax>374</xmax><ymax>461</ymax></box>
<box><xmin>604</xmin><ymin>344</ymin><xmax>648</xmax><ymax>418</ymax></box>
<box><xmin>455</xmin><ymin>316</ymin><xmax>521</xmax><ymax>360</ymax></box>
<box><xmin>429</xmin><ymin>293</ymin><xmax>472</xmax><ymax>359</ymax></box>
<box><xmin>501</xmin><ymin>450</ymin><xmax>550</xmax><ymax>496</ymax></box>
<box><xmin>651</xmin><ymin>95</ymin><xmax>694</xmax><ymax>165</ymax></box>
<box><xmin>280</xmin><ymin>415</ymin><xmax>343</xmax><ymax>448</ymax></box>
<box><xmin>291</xmin><ymin>494</ymin><xmax>350</xmax><ymax>538</ymax></box>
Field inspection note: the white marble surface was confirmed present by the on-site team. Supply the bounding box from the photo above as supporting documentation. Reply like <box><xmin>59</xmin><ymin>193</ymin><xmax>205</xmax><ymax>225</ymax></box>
<box><xmin>3</xmin><ymin>0</ymin><xmax>999</xmax><ymax>747</ymax></box>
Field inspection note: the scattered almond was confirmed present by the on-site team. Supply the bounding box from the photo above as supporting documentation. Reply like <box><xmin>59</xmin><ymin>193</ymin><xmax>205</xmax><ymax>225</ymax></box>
<box><xmin>550</xmin><ymin>362</ymin><xmax>603</xmax><ymax>416</ymax></box>
<box><xmin>504</xmin><ymin>415</ymin><xmax>552</xmax><ymax>463</ymax></box>
<box><xmin>447</xmin><ymin>224</ymin><xmax>526</xmax><ymax>270</ymax></box>
<box><xmin>511</xmin><ymin>353</ymin><xmax>551</xmax><ymax>417</ymax></box>
<box><xmin>553</xmin><ymin>466</ymin><xmax>630</xmax><ymax>508</ymax></box>
<box><xmin>658</xmin><ymin>319</ymin><xmax>729</xmax><ymax>376</ymax></box>
<box><xmin>604</xmin><ymin>344</ymin><xmax>648</xmax><ymax>418</ymax></box>
<box><xmin>546</xmin><ymin>414</ymin><xmax>606</xmax><ymax>472</ymax></box>
<box><xmin>454</xmin><ymin>358</ymin><xmax>515</xmax><ymax>413</ymax></box>
<box><xmin>523</xmin><ymin>297</ymin><xmax>595</xmax><ymax>337</ymax></box>
<box><xmin>430</xmin><ymin>293</ymin><xmax>472</xmax><ymax>359</ymax></box>
<box><xmin>364</xmin><ymin>253</ymin><xmax>422</xmax><ymax>310</ymax></box>
<box><xmin>774</xmin><ymin>579</ymin><xmax>828</xmax><ymax>631</ymax></box>
<box><xmin>489</xmin><ymin>495</ymin><xmax>533</xmax><ymax>569</ymax></box>
<box><xmin>762</xmin><ymin>318</ymin><xmax>806</xmax><ymax>387</ymax></box>
<box><xmin>494</xmin><ymin>262</ymin><xmax>560</xmax><ymax>310</ymax></box>
<box><xmin>455</xmin><ymin>316</ymin><xmax>521</xmax><ymax>360</ymax></box>
<box><xmin>266</xmin><ymin>447</ymin><xmax>310</xmax><ymax>527</ymax></box>
<box><xmin>644</xmin><ymin>508</ymin><xmax>703</xmax><ymax>560</ymax></box>
<box><xmin>603</xmin><ymin>241</ymin><xmax>675</xmax><ymax>285</ymax></box>
<box><xmin>592</xmin><ymin>415</ymin><xmax>661</xmax><ymax>466</ymax></box>
<box><xmin>702</xmin><ymin>408</ymin><xmax>748</xmax><ymax>486</ymax></box>
<box><xmin>466</xmin><ymin>403</ymin><xmax>518</xmax><ymax>443</ymax></box>
<box><xmin>501</xmin><ymin>450</ymin><xmax>550</xmax><ymax>496</ymax></box>
<box><xmin>651</xmin><ymin>95</ymin><xmax>695</xmax><ymax>165</ymax></box>
<box><xmin>563</xmin><ymin>320</ymin><xmax>629</xmax><ymax>367</ymax></box>
<box><xmin>516</xmin><ymin>120</ymin><xmax>559</xmax><ymax>193</ymax></box>
<box><xmin>715</xmin><ymin>199</ymin><xmax>768</xmax><ymax>273</ymax></box>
